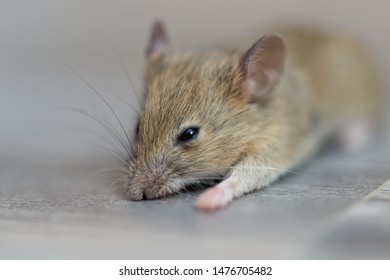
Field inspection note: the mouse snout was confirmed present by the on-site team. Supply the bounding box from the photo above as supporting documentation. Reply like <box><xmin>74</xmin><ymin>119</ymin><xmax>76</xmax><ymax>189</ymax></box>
<box><xmin>126</xmin><ymin>157</ymin><xmax>175</xmax><ymax>200</ymax></box>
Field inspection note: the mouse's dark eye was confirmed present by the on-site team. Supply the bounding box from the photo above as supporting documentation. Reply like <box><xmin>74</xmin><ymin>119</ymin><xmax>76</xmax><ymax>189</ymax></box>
<box><xmin>177</xmin><ymin>127</ymin><xmax>199</xmax><ymax>144</ymax></box>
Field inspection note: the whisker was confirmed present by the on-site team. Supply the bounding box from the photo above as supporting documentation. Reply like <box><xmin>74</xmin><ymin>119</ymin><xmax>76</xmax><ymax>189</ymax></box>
<box><xmin>58</xmin><ymin>106</ymin><xmax>132</xmax><ymax>158</ymax></box>
<box><xmin>78</xmin><ymin>138</ymin><xmax>129</xmax><ymax>165</ymax></box>
<box><xmin>110</xmin><ymin>42</ymin><xmax>142</xmax><ymax>107</ymax></box>
<box><xmin>104</xmin><ymin>88</ymin><xmax>140</xmax><ymax>115</ymax></box>
<box><xmin>112</xmin><ymin>180</ymin><xmax>128</xmax><ymax>198</ymax></box>
<box><xmin>108</xmin><ymin>178</ymin><xmax>127</xmax><ymax>191</ymax></box>
<box><xmin>92</xmin><ymin>143</ymin><xmax>129</xmax><ymax>165</ymax></box>
<box><xmin>59</xmin><ymin>60</ymin><xmax>133</xmax><ymax>151</ymax></box>
<box><xmin>113</xmin><ymin>164</ymin><xmax>131</xmax><ymax>172</ymax></box>
<box><xmin>93</xmin><ymin>168</ymin><xmax>126</xmax><ymax>188</ymax></box>
<box><xmin>95</xmin><ymin>167</ymin><xmax>128</xmax><ymax>177</ymax></box>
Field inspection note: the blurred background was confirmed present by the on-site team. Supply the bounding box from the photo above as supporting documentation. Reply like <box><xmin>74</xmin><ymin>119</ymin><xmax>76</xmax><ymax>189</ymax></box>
<box><xmin>0</xmin><ymin>0</ymin><xmax>389</xmax><ymax>259</ymax></box>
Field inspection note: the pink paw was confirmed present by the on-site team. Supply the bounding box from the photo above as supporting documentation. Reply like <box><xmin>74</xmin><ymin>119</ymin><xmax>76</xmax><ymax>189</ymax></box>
<box><xmin>195</xmin><ymin>185</ymin><xmax>234</xmax><ymax>212</ymax></box>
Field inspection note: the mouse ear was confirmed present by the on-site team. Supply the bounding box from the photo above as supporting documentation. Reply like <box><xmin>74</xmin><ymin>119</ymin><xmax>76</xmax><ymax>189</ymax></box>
<box><xmin>240</xmin><ymin>34</ymin><xmax>286</xmax><ymax>104</ymax></box>
<box><xmin>146</xmin><ymin>21</ymin><xmax>172</xmax><ymax>60</ymax></box>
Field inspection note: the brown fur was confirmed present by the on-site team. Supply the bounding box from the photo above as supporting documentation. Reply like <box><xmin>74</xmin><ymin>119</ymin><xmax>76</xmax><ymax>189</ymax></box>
<box><xmin>126</xmin><ymin>23</ymin><xmax>381</xmax><ymax>203</ymax></box>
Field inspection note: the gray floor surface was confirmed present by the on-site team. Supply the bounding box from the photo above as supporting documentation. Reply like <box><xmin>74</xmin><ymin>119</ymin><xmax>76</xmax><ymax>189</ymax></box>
<box><xmin>1</xmin><ymin>140</ymin><xmax>389</xmax><ymax>259</ymax></box>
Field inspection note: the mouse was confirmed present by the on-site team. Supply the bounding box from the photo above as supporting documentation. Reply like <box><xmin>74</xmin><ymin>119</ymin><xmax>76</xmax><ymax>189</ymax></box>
<box><xmin>125</xmin><ymin>21</ymin><xmax>381</xmax><ymax>211</ymax></box>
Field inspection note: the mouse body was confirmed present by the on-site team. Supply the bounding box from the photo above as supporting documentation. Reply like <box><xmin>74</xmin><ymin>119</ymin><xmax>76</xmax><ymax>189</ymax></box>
<box><xmin>125</xmin><ymin>22</ymin><xmax>381</xmax><ymax>211</ymax></box>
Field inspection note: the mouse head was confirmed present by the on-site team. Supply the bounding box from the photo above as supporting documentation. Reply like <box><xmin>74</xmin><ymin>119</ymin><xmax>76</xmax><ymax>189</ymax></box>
<box><xmin>126</xmin><ymin>21</ymin><xmax>286</xmax><ymax>200</ymax></box>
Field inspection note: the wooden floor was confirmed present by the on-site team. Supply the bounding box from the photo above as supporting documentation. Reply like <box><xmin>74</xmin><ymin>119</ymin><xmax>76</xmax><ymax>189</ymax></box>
<box><xmin>1</xmin><ymin>137</ymin><xmax>389</xmax><ymax>259</ymax></box>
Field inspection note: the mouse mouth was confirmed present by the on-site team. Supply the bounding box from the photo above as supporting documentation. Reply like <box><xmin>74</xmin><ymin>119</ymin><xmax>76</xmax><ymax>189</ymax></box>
<box><xmin>126</xmin><ymin>173</ymin><xmax>175</xmax><ymax>200</ymax></box>
<box><xmin>125</xmin><ymin>178</ymin><xmax>176</xmax><ymax>200</ymax></box>
<box><xmin>143</xmin><ymin>185</ymin><xmax>174</xmax><ymax>200</ymax></box>
<box><xmin>126</xmin><ymin>160</ymin><xmax>229</xmax><ymax>200</ymax></box>
<box><xmin>125</xmin><ymin>156</ymin><xmax>178</xmax><ymax>200</ymax></box>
